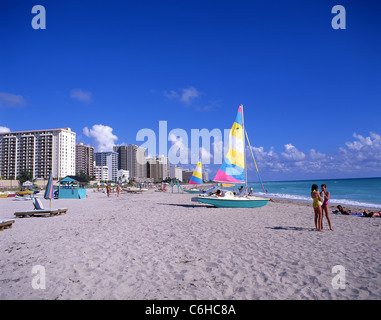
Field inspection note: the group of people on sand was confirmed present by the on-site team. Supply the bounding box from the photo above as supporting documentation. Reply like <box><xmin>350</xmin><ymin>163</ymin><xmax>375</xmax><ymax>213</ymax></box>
<box><xmin>311</xmin><ymin>183</ymin><xmax>381</xmax><ymax>231</ymax></box>
<box><xmin>336</xmin><ymin>205</ymin><xmax>381</xmax><ymax>217</ymax></box>
<box><xmin>311</xmin><ymin>184</ymin><xmax>333</xmax><ymax>232</ymax></box>
<box><xmin>106</xmin><ymin>184</ymin><xmax>120</xmax><ymax>198</ymax></box>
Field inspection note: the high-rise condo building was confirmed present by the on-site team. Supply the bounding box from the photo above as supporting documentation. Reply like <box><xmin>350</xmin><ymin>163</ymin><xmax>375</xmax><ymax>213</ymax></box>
<box><xmin>169</xmin><ymin>165</ymin><xmax>183</xmax><ymax>182</ymax></box>
<box><xmin>0</xmin><ymin>128</ymin><xmax>76</xmax><ymax>179</ymax></box>
<box><xmin>75</xmin><ymin>143</ymin><xmax>94</xmax><ymax>177</ymax></box>
<box><xmin>182</xmin><ymin>169</ymin><xmax>193</xmax><ymax>183</ymax></box>
<box><xmin>94</xmin><ymin>151</ymin><xmax>118</xmax><ymax>181</ymax></box>
<box><xmin>94</xmin><ymin>165</ymin><xmax>109</xmax><ymax>181</ymax></box>
<box><xmin>113</xmin><ymin>144</ymin><xmax>147</xmax><ymax>180</ymax></box>
<box><xmin>146</xmin><ymin>154</ymin><xmax>169</xmax><ymax>182</ymax></box>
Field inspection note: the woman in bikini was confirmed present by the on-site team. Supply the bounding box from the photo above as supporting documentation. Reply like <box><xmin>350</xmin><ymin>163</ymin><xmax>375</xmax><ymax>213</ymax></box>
<box><xmin>321</xmin><ymin>184</ymin><xmax>333</xmax><ymax>230</ymax></box>
<box><xmin>311</xmin><ymin>184</ymin><xmax>323</xmax><ymax>231</ymax></box>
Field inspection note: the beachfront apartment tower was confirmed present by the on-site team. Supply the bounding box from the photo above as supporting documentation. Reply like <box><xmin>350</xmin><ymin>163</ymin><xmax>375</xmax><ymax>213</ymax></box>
<box><xmin>75</xmin><ymin>143</ymin><xmax>94</xmax><ymax>178</ymax></box>
<box><xmin>182</xmin><ymin>169</ymin><xmax>193</xmax><ymax>183</ymax></box>
<box><xmin>117</xmin><ymin>169</ymin><xmax>130</xmax><ymax>183</ymax></box>
<box><xmin>146</xmin><ymin>157</ymin><xmax>163</xmax><ymax>182</ymax></box>
<box><xmin>113</xmin><ymin>144</ymin><xmax>147</xmax><ymax>180</ymax></box>
<box><xmin>94</xmin><ymin>165</ymin><xmax>109</xmax><ymax>181</ymax></box>
<box><xmin>146</xmin><ymin>154</ymin><xmax>170</xmax><ymax>182</ymax></box>
<box><xmin>94</xmin><ymin>151</ymin><xmax>118</xmax><ymax>181</ymax></box>
<box><xmin>169</xmin><ymin>165</ymin><xmax>183</xmax><ymax>182</ymax></box>
<box><xmin>155</xmin><ymin>154</ymin><xmax>169</xmax><ymax>180</ymax></box>
<box><xmin>0</xmin><ymin>128</ymin><xmax>76</xmax><ymax>180</ymax></box>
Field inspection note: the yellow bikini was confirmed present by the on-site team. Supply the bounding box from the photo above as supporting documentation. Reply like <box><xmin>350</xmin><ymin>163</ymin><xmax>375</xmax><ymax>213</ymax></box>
<box><xmin>312</xmin><ymin>193</ymin><xmax>322</xmax><ymax>208</ymax></box>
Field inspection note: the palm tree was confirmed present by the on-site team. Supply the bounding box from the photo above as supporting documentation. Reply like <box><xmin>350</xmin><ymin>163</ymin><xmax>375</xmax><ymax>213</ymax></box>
<box><xmin>17</xmin><ymin>169</ymin><xmax>34</xmax><ymax>186</ymax></box>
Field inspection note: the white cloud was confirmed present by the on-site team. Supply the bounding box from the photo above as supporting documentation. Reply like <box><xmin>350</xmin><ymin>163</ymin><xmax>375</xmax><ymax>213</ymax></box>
<box><xmin>281</xmin><ymin>144</ymin><xmax>306</xmax><ymax>161</ymax></box>
<box><xmin>200</xmin><ymin>146</ymin><xmax>213</xmax><ymax>163</ymax></box>
<box><xmin>83</xmin><ymin>124</ymin><xmax>118</xmax><ymax>152</ymax></box>
<box><xmin>345</xmin><ymin>132</ymin><xmax>381</xmax><ymax>155</ymax></box>
<box><xmin>180</xmin><ymin>87</ymin><xmax>200</xmax><ymax>104</ymax></box>
<box><xmin>309</xmin><ymin>149</ymin><xmax>326</xmax><ymax>160</ymax></box>
<box><xmin>70</xmin><ymin>89</ymin><xmax>92</xmax><ymax>102</ymax></box>
<box><xmin>164</xmin><ymin>86</ymin><xmax>201</xmax><ymax>104</ymax></box>
<box><xmin>0</xmin><ymin>126</ymin><xmax>11</xmax><ymax>133</ymax></box>
<box><xmin>337</xmin><ymin>132</ymin><xmax>381</xmax><ymax>171</ymax></box>
<box><xmin>0</xmin><ymin>92</ymin><xmax>26</xmax><ymax>107</ymax></box>
<box><xmin>168</xmin><ymin>133</ymin><xmax>189</xmax><ymax>164</ymax></box>
<box><xmin>164</xmin><ymin>90</ymin><xmax>179</xmax><ymax>100</ymax></box>
<box><xmin>248</xmin><ymin>132</ymin><xmax>381</xmax><ymax>177</ymax></box>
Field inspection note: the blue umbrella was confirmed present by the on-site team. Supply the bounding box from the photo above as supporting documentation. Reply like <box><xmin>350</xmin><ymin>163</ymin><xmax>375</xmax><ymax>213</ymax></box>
<box><xmin>44</xmin><ymin>171</ymin><xmax>54</xmax><ymax>210</ymax></box>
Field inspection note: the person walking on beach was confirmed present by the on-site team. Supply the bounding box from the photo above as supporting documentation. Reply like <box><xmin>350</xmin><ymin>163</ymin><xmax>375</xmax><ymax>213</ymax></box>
<box><xmin>311</xmin><ymin>184</ymin><xmax>323</xmax><ymax>231</ymax></box>
<box><xmin>106</xmin><ymin>184</ymin><xmax>111</xmax><ymax>198</ymax></box>
<box><xmin>116</xmin><ymin>185</ymin><xmax>120</xmax><ymax>197</ymax></box>
<box><xmin>321</xmin><ymin>184</ymin><xmax>333</xmax><ymax>230</ymax></box>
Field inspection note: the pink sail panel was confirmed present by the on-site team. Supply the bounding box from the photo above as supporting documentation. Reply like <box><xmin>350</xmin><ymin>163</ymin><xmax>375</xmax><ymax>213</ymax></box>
<box><xmin>214</xmin><ymin>169</ymin><xmax>243</xmax><ymax>183</ymax></box>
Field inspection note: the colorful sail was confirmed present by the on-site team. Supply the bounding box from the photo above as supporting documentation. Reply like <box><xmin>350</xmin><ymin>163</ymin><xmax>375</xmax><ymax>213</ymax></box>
<box><xmin>189</xmin><ymin>158</ymin><xmax>203</xmax><ymax>185</ymax></box>
<box><xmin>214</xmin><ymin>105</ymin><xmax>245</xmax><ymax>183</ymax></box>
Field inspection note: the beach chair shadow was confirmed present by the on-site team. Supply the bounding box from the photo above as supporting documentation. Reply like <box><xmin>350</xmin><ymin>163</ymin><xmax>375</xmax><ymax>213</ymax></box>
<box><xmin>158</xmin><ymin>203</ymin><xmax>213</xmax><ymax>208</ymax></box>
<box><xmin>265</xmin><ymin>226</ymin><xmax>315</xmax><ymax>232</ymax></box>
<box><xmin>14</xmin><ymin>197</ymin><xmax>68</xmax><ymax>218</ymax></box>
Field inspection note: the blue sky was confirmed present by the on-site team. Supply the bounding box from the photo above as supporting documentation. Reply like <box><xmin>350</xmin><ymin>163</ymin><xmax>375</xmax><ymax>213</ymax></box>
<box><xmin>0</xmin><ymin>0</ymin><xmax>380</xmax><ymax>181</ymax></box>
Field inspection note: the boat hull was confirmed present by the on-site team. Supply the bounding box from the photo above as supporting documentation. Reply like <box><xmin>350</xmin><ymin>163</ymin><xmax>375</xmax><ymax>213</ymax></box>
<box><xmin>17</xmin><ymin>190</ymin><xmax>34</xmax><ymax>196</ymax></box>
<box><xmin>184</xmin><ymin>190</ymin><xmax>200</xmax><ymax>194</ymax></box>
<box><xmin>0</xmin><ymin>193</ymin><xmax>16</xmax><ymax>198</ymax></box>
<box><xmin>197</xmin><ymin>196</ymin><xmax>269</xmax><ymax>208</ymax></box>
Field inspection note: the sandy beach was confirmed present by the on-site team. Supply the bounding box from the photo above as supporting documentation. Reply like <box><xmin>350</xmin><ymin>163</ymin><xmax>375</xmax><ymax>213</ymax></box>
<box><xmin>0</xmin><ymin>190</ymin><xmax>380</xmax><ymax>300</ymax></box>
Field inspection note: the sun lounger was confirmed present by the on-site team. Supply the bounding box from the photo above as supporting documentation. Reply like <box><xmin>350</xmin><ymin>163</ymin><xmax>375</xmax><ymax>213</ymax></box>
<box><xmin>14</xmin><ymin>210</ymin><xmax>58</xmax><ymax>218</ymax></box>
<box><xmin>0</xmin><ymin>219</ymin><xmax>15</xmax><ymax>231</ymax></box>
<box><xmin>33</xmin><ymin>197</ymin><xmax>68</xmax><ymax>214</ymax></box>
<box><xmin>14</xmin><ymin>198</ymin><xmax>68</xmax><ymax>218</ymax></box>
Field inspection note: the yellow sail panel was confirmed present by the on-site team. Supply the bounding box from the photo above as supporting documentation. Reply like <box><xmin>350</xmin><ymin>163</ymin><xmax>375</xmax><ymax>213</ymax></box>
<box><xmin>230</xmin><ymin>122</ymin><xmax>243</xmax><ymax>141</ymax></box>
<box><xmin>189</xmin><ymin>160</ymin><xmax>203</xmax><ymax>184</ymax></box>
<box><xmin>225</xmin><ymin>148</ymin><xmax>245</xmax><ymax>169</ymax></box>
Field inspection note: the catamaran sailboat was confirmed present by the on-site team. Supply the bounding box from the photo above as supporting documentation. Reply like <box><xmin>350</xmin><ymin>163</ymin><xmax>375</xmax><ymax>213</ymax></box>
<box><xmin>184</xmin><ymin>158</ymin><xmax>203</xmax><ymax>194</ymax></box>
<box><xmin>197</xmin><ymin>105</ymin><xmax>269</xmax><ymax>208</ymax></box>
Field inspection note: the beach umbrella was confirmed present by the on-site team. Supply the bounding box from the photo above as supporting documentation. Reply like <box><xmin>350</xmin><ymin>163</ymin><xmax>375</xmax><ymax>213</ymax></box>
<box><xmin>44</xmin><ymin>171</ymin><xmax>54</xmax><ymax>210</ymax></box>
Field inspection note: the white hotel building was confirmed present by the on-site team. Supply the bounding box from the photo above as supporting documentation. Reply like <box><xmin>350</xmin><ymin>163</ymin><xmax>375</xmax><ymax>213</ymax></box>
<box><xmin>0</xmin><ymin>128</ymin><xmax>76</xmax><ymax>179</ymax></box>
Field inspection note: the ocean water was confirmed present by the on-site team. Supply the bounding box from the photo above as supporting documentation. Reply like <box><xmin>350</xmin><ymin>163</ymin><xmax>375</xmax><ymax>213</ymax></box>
<box><xmin>245</xmin><ymin>177</ymin><xmax>381</xmax><ymax>209</ymax></box>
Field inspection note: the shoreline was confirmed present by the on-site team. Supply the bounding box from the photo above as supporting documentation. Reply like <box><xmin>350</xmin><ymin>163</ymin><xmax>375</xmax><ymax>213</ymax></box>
<box><xmin>268</xmin><ymin>197</ymin><xmax>381</xmax><ymax>213</ymax></box>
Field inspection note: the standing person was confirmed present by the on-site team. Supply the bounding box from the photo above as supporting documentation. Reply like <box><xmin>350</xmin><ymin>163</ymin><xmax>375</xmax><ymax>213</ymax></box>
<box><xmin>321</xmin><ymin>184</ymin><xmax>333</xmax><ymax>231</ymax></box>
<box><xmin>311</xmin><ymin>184</ymin><xmax>323</xmax><ymax>231</ymax></box>
<box><xmin>116</xmin><ymin>185</ymin><xmax>120</xmax><ymax>197</ymax></box>
<box><xmin>106</xmin><ymin>184</ymin><xmax>111</xmax><ymax>198</ymax></box>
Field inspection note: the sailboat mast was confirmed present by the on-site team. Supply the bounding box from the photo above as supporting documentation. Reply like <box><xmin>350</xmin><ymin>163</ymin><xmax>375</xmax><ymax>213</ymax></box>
<box><xmin>241</xmin><ymin>104</ymin><xmax>247</xmax><ymax>188</ymax></box>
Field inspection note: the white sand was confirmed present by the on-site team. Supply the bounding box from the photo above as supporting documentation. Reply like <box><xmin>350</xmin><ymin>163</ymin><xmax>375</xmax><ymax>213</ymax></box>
<box><xmin>0</xmin><ymin>190</ymin><xmax>380</xmax><ymax>300</ymax></box>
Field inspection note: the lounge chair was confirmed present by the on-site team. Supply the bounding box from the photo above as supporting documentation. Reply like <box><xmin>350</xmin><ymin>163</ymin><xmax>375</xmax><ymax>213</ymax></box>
<box><xmin>33</xmin><ymin>197</ymin><xmax>68</xmax><ymax>214</ymax></box>
<box><xmin>14</xmin><ymin>197</ymin><xmax>68</xmax><ymax>218</ymax></box>
<box><xmin>0</xmin><ymin>219</ymin><xmax>15</xmax><ymax>231</ymax></box>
